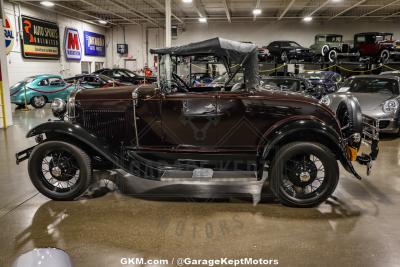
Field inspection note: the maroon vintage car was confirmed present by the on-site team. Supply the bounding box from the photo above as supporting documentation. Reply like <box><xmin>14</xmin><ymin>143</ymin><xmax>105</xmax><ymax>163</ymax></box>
<box><xmin>354</xmin><ymin>32</ymin><xmax>399</xmax><ymax>63</ymax></box>
<box><xmin>16</xmin><ymin>38</ymin><xmax>379</xmax><ymax>207</ymax></box>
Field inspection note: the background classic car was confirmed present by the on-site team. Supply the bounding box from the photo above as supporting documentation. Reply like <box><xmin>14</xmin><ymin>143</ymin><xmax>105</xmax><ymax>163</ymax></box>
<box><xmin>16</xmin><ymin>38</ymin><xmax>379</xmax><ymax>208</ymax></box>
<box><xmin>93</xmin><ymin>68</ymin><xmax>157</xmax><ymax>85</ymax></box>
<box><xmin>354</xmin><ymin>32</ymin><xmax>399</xmax><ymax>63</ymax></box>
<box><xmin>298</xmin><ymin>71</ymin><xmax>342</xmax><ymax>94</ymax></box>
<box><xmin>266</xmin><ymin>40</ymin><xmax>314</xmax><ymax>63</ymax></box>
<box><xmin>10</xmin><ymin>74</ymin><xmax>75</xmax><ymax>108</ymax></box>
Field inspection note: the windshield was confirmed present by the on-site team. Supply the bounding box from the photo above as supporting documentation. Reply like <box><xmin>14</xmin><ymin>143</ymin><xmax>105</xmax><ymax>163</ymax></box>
<box><xmin>326</xmin><ymin>35</ymin><xmax>342</xmax><ymax>42</ymax></box>
<box><xmin>341</xmin><ymin>78</ymin><xmax>399</xmax><ymax>95</ymax></box>
<box><xmin>300</xmin><ymin>72</ymin><xmax>330</xmax><ymax>80</ymax></box>
<box><xmin>285</xmin><ymin>42</ymin><xmax>301</xmax><ymax>48</ymax></box>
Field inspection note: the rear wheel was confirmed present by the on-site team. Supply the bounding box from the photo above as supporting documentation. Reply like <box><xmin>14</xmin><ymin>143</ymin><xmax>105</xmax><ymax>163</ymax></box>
<box><xmin>28</xmin><ymin>141</ymin><xmax>92</xmax><ymax>200</ymax></box>
<box><xmin>328</xmin><ymin>49</ymin><xmax>338</xmax><ymax>63</ymax></box>
<box><xmin>269</xmin><ymin>142</ymin><xmax>339</xmax><ymax>208</ymax></box>
<box><xmin>30</xmin><ymin>95</ymin><xmax>47</xmax><ymax>108</ymax></box>
<box><xmin>379</xmin><ymin>49</ymin><xmax>390</xmax><ymax>64</ymax></box>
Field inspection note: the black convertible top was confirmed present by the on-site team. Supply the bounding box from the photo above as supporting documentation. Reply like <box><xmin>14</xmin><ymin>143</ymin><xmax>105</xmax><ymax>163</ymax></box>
<box><xmin>150</xmin><ymin>37</ymin><xmax>258</xmax><ymax>88</ymax></box>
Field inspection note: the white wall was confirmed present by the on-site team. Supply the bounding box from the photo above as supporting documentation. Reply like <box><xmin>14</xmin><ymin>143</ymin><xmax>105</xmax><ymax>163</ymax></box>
<box><xmin>106</xmin><ymin>25</ymin><xmax>164</xmax><ymax>72</ymax></box>
<box><xmin>109</xmin><ymin>20</ymin><xmax>400</xmax><ymax>72</ymax></box>
<box><xmin>4</xmin><ymin>1</ymin><xmax>107</xmax><ymax>85</ymax></box>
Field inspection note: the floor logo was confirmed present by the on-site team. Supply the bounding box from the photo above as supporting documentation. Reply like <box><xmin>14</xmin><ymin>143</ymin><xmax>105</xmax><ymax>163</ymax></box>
<box><xmin>64</xmin><ymin>27</ymin><xmax>81</xmax><ymax>60</ymax></box>
<box><xmin>4</xmin><ymin>16</ymin><xmax>14</xmax><ymax>55</ymax></box>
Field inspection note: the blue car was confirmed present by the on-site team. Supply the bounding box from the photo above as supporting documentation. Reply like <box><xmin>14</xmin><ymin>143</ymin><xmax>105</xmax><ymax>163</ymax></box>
<box><xmin>298</xmin><ymin>71</ymin><xmax>342</xmax><ymax>94</ymax></box>
<box><xmin>10</xmin><ymin>74</ymin><xmax>76</xmax><ymax>108</ymax></box>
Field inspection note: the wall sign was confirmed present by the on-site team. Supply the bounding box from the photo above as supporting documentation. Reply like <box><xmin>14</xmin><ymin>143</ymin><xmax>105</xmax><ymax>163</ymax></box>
<box><xmin>64</xmin><ymin>27</ymin><xmax>81</xmax><ymax>61</ymax></box>
<box><xmin>20</xmin><ymin>15</ymin><xmax>60</xmax><ymax>59</ymax></box>
<box><xmin>4</xmin><ymin>16</ymin><xmax>15</xmax><ymax>55</ymax></box>
<box><xmin>84</xmin><ymin>31</ymin><xmax>105</xmax><ymax>57</ymax></box>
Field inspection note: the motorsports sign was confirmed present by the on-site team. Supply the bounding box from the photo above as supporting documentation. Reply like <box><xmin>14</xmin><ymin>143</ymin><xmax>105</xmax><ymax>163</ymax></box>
<box><xmin>21</xmin><ymin>15</ymin><xmax>60</xmax><ymax>59</ymax></box>
<box><xmin>84</xmin><ymin>31</ymin><xmax>105</xmax><ymax>57</ymax></box>
<box><xmin>64</xmin><ymin>27</ymin><xmax>81</xmax><ymax>60</ymax></box>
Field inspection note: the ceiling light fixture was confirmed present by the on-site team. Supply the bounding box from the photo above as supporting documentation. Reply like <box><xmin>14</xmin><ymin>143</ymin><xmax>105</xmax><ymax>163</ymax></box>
<box><xmin>40</xmin><ymin>1</ymin><xmax>55</xmax><ymax>7</ymax></box>
<box><xmin>198</xmin><ymin>17</ymin><xmax>207</xmax><ymax>23</ymax></box>
<box><xmin>303</xmin><ymin>16</ymin><xmax>313</xmax><ymax>22</ymax></box>
<box><xmin>182</xmin><ymin>0</ymin><xmax>193</xmax><ymax>3</ymax></box>
<box><xmin>253</xmin><ymin>9</ymin><xmax>262</xmax><ymax>15</ymax></box>
<box><xmin>98</xmin><ymin>20</ymin><xmax>108</xmax><ymax>24</ymax></box>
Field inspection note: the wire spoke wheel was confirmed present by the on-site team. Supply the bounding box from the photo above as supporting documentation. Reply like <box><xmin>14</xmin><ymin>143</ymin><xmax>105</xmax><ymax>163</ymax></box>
<box><xmin>28</xmin><ymin>141</ymin><xmax>92</xmax><ymax>200</ymax></box>
<box><xmin>40</xmin><ymin>150</ymin><xmax>80</xmax><ymax>192</ymax></box>
<box><xmin>269</xmin><ymin>142</ymin><xmax>339</xmax><ymax>207</ymax></box>
<box><xmin>281</xmin><ymin>154</ymin><xmax>326</xmax><ymax>200</ymax></box>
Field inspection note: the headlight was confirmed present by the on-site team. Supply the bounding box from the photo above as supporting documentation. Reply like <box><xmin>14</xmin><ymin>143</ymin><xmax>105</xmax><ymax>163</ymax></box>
<box><xmin>320</xmin><ymin>95</ymin><xmax>331</xmax><ymax>106</ymax></box>
<box><xmin>51</xmin><ymin>98</ymin><xmax>66</xmax><ymax>118</ymax></box>
<box><xmin>383</xmin><ymin>99</ymin><xmax>399</xmax><ymax>113</ymax></box>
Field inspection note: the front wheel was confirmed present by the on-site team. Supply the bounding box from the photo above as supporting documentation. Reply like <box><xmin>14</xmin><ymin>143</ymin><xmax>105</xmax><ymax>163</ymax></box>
<box><xmin>28</xmin><ymin>141</ymin><xmax>92</xmax><ymax>200</ymax></box>
<box><xmin>269</xmin><ymin>142</ymin><xmax>339</xmax><ymax>208</ymax></box>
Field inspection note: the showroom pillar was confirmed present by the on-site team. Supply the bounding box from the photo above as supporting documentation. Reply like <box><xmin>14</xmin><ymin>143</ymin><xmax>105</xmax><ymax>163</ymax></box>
<box><xmin>165</xmin><ymin>0</ymin><xmax>171</xmax><ymax>47</ymax></box>
<box><xmin>0</xmin><ymin>0</ymin><xmax>13</xmax><ymax>128</ymax></box>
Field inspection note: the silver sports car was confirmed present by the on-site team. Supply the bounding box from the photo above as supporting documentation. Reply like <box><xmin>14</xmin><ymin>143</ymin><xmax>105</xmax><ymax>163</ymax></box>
<box><xmin>321</xmin><ymin>75</ymin><xmax>400</xmax><ymax>134</ymax></box>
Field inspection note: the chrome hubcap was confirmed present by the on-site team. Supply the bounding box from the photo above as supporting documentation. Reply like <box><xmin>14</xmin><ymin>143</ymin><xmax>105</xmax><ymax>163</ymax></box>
<box><xmin>299</xmin><ymin>171</ymin><xmax>311</xmax><ymax>182</ymax></box>
<box><xmin>51</xmin><ymin>166</ymin><xmax>62</xmax><ymax>177</ymax></box>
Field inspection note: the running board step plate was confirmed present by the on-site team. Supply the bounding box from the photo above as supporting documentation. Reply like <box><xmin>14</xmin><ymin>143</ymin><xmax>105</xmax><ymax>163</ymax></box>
<box><xmin>161</xmin><ymin>169</ymin><xmax>258</xmax><ymax>182</ymax></box>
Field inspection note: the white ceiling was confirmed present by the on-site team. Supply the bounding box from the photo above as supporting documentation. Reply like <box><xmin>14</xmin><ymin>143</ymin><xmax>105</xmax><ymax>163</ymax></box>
<box><xmin>11</xmin><ymin>0</ymin><xmax>400</xmax><ymax>26</ymax></box>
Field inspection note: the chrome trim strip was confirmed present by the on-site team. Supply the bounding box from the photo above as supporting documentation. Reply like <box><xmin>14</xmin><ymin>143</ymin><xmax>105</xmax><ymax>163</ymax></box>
<box><xmin>132</xmin><ymin>85</ymin><xmax>144</xmax><ymax>147</ymax></box>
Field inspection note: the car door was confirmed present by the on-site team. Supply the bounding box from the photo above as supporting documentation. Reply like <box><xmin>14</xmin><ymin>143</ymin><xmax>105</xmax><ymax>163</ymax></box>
<box><xmin>215</xmin><ymin>90</ymin><xmax>263</xmax><ymax>151</ymax></box>
<box><xmin>161</xmin><ymin>91</ymin><xmax>218</xmax><ymax>150</ymax></box>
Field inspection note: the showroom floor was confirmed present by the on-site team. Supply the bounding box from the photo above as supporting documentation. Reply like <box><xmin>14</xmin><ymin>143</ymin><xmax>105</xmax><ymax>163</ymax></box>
<box><xmin>1</xmin><ymin>107</ymin><xmax>400</xmax><ymax>267</ymax></box>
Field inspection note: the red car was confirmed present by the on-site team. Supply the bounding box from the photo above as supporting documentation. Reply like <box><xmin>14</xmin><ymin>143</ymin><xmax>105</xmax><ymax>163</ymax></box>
<box><xmin>354</xmin><ymin>32</ymin><xmax>398</xmax><ymax>63</ymax></box>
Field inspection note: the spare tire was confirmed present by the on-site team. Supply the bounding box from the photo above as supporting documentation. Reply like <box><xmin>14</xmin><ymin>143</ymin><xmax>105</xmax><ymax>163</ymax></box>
<box><xmin>336</xmin><ymin>96</ymin><xmax>363</xmax><ymax>140</ymax></box>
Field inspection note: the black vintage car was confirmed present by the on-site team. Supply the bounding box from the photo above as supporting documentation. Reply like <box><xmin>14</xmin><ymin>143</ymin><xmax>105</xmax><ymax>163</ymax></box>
<box><xmin>266</xmin><ymin>41</ymin><xmax>315</xmax><ymax>63</ymax></box>
<box><xmin>93</xmin><ymin>68</ymin><xmax>157</xmax><ymax>85</ymax></box>
<box><xmin>16</xmin><ymin>38</ymin><xmax>379</xmax><ymax>207</ymax></box>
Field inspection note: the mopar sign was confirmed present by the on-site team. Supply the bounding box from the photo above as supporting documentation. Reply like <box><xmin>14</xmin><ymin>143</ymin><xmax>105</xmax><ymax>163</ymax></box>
<box><xmin>64</xmin><ymin>27</ymin><xmax>81</xmax><ymax>60</ymax></box>
<box><xmin>4</xmin><ymin>16</ymin><xmax>14</xmax><ymax>55</ymax></box>
<box><xmin>84</xmin><ymin>31</ymin><xmax>105</xmax><ymax>57</ymax></box>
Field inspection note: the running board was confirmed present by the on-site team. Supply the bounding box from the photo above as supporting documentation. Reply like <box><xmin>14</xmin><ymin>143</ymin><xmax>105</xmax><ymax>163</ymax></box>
<box><xmin>114</xmin><ymin>169</ymin><xmax>266</xmax><ymax>205</ymax></box>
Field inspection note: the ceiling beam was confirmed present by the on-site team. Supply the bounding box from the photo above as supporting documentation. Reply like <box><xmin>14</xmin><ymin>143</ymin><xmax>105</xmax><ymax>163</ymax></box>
<box><xmin>380</xmin><ymin>10</ymin><xmax>400</xmax><ymax>20</ymax></box>
<box><xmin>278</xmin><ymin>0</ymin><xmax>296</xmax><ymax>20</ymax></box>
<box><xmin>357</xmin><ymin>0</ymin><xmax>400</xmax><ymax>20</ymax></box>
<box><xmin>54</xmin><ymin>2</ymin><xmax>117</xmax><ymax>25</ymax></box>
<box><xmin>306</xmin><ymin>0</ymin><xmax>330</xmax><ymax>17</ymax></box>
<box><xmin>145</xmin><ymin>0</ymin><xmax>184</xmax><ymax>24</ymax></box>
<box><xmin>329</xmin><ymin>0</ymin><xmax>367</xmax><ymax>20</ymax></box>
<box><xmin>222</xmin><ymin>0</ymin><xmax>231</xmax><ymax>22</ymax></box>
<box><xmin>193</xmin><ymin>0</ymin><xmax>207</xmax><ymax>18</ymax></box>
<box><xmin>78</xmin><ymin>0</ymin><xmax>139</xmax><ymax>25</ymax></box>
<box><xmin>15</xmin><ymin>1</ymin><xmax>109</xmax><ymax>27</ymax></box>
<box><xmin>109</xmin><ymin>0</ymin><xmax>161</xmax><ymax>27</ymax></box>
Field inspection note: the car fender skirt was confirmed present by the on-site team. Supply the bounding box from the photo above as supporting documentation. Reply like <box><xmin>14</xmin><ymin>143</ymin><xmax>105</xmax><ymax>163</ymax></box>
<box><xmin>26</xmin><ymin>121</ymin><xmax>123</xmax><ymax>169</ymax></box>
<box><xmin>258</xmin><ymin>119</ymin><xmax>363</xmax><ymax>180</ymax></box>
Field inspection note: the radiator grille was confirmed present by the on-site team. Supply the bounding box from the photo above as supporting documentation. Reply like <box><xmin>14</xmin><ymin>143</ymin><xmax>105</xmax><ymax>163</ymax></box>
<box><xmin>341</xmin><ymin>44</ymin><xmax>350</xmax><ymax>53</ymax></box>
<box><xmin>77</xmin><ymin>108</ymin><xmax>134</xmax><ymax>142</ymax></box>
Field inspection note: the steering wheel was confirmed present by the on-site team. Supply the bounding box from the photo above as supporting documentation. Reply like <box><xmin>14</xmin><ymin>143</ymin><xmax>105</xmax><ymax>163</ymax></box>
<box><xmin>172</xmin><ymin>73</ymin><xmax>190</xmax><ymax>92</ymax></box>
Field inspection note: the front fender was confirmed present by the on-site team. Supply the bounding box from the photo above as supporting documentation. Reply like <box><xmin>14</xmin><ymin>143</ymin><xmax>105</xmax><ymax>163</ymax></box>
<box><xmin>27</xmin><ymin>121</ymin><xmax>123</xmax><ymax>168</ymax></box>
<box><xmin>257</xmin><ymin>119</ymin><xmax>362</xmax><ymax>180</ymax></box>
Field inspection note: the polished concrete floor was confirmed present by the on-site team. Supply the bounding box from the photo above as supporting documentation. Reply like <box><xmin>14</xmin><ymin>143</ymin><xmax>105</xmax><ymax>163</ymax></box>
<box><xmin>1</xmin><ymin>106</ymin><xmax>400</xmax><ymax>267</ymax></box>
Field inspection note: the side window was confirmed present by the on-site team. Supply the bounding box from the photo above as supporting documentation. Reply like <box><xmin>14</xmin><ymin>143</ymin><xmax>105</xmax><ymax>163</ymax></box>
<box><xmin>38</xmin><ymin>79</ymin><xmax>49</xmax><ymax>86</ymax></box>
<box><xmin>103</xmin><ymin>70</ymin><xmax>113</xmax><ymax>77</ymax></box>
<box><xmin>48</xmin><ymin>78</ymin><xmax>65</xmax><ymax>86</ymax></box>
